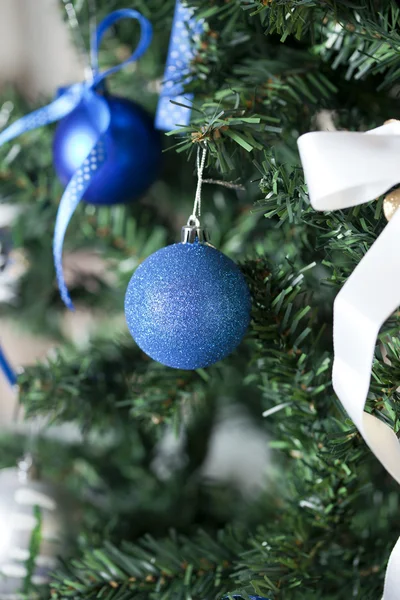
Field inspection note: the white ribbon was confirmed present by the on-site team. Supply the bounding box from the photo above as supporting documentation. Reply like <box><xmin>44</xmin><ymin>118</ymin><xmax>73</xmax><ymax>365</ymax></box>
<box><xmin>297</xmin><ymin>121</ymin><xmax>400</xmax><ymax>600</ymax></box>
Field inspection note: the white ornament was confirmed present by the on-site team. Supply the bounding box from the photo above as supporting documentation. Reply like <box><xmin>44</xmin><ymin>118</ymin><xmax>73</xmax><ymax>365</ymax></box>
<box><xmin>297</xmin><ymin>120</ymin><xmax>400</xmax><ymax>600</ymax></box>
<box><xmin>0</xmin><ymin>456</ymin><xmax>67</xmax><ymax>598</ymax></box>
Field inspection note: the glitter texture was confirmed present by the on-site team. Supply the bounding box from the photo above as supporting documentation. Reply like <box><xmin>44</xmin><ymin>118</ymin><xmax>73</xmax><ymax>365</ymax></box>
<box><xmin>124</xmin><ymin>242</ymin><xmax>252</xmax><ymax>370</ymax></box>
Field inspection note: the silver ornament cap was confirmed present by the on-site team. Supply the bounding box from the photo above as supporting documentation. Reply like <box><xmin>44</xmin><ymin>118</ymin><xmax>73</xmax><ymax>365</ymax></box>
<box><xmin>181</xmin><ymin>215</ymin><xmax>210</xmax><ymax>244</ymax></box>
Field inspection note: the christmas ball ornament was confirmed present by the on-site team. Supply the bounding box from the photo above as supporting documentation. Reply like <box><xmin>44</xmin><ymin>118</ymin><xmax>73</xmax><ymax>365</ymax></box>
<box><xmin>125</xmin><ymin>221</ymin><xmax>252</xmax><ymax>370</ymax></box>
<box><xmin>53</xmin><ymin>93</ymin><xmax>161</xmax><ymax>206</ymax></box>
<box><xmin>0</xmin><ymin>9</ymin><xmax>160</xmax><ymax>310</ymax></box>
<box><xmin>383</xmin><ymin>188</ymin><xmax>400</xmax><ymax>221</ymax></box>
<box><xmin>0</xmin><ymin>455</ymin><xmax>70</xmax><ymax>597</ymax></box>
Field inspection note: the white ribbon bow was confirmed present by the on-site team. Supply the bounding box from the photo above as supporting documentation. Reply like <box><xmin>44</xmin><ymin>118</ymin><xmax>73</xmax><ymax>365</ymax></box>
<box><xmin>298</xmin><ymin>120</ymin><xmax>400</xmax><ymax>600</ymax></box>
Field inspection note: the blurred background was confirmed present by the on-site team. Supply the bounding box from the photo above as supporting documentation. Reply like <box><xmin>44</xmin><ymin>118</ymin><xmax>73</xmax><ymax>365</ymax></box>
<box><xmin>0</xmin><ymin>0</ymin><xmax>84</xmax><ymax>421</ymax></box>
<box><xmin>0</xmin><ymin>0</ymin><xmax>82</xmax><ymax>98</ymax></box>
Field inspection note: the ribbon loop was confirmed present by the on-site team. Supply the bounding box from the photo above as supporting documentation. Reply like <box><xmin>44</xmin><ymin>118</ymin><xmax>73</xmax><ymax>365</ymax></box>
<box><xmin>91</xmin><ymin>9</ymin><xmax>153</xmax><ymax>87</ymax></box>
<box><xmin>297</xmin><ymin>122</ymin><xmax>400</xmax><ymax>600</ymax></box>
<box><xmin>297</xmin><ymin>121</ymin><xmax>400</xmax><ymax>211</ymax></box>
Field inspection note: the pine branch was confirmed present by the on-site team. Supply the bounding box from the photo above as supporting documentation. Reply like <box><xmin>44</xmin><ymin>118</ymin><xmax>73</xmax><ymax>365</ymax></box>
<box><xmin>166</xmin><ymin>100</ymin><xmax>278</xmax><ymax>173</ymax></box>
<box><xmin>51</xmin><ymin>529</ymin><xmax>242</xmax><ymax>600</ymax></box>
<box><xmin>18</xmin><ymin>339</ymin><xmax>207</xmax><ymax>433</ymax></box>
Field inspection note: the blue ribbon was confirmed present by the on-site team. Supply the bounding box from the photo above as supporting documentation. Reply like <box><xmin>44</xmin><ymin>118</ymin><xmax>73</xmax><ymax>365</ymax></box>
<box><xmin>91</xmin><ymin>9</ymin><xmax>153</xmax><ymax>86</ymax></box>
<box><xmin>0</xmin><ymin>9</ymin><xmax>153</xmax><ymax>310</ymax></box>
<box><xmin>155</xmin><ymin>0</ymin><xmax>203</xmax><ymax>131</ymax></box>
<box><xmin>0</xmin><ymin>344</ymin><xmax>17</xmax><ymax>387</ymax></box>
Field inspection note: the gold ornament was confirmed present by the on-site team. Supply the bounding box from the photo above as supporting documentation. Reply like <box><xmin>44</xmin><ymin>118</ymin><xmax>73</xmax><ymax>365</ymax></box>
<box><xmin>384</xmin><ymin>119</ymin><xmax>400</xmax><ymax>125</ymax></box>
<box><xmin>383</xmin><ymin>188</ymin><xmax>400</xmax><ymax>222</ymax></box>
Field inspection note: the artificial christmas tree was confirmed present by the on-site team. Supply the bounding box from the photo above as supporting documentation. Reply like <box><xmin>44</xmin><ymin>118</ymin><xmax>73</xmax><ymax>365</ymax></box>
<box><xmin>1</xmin><ymin>1</ymin><xmax>400</xmax><ymax>599</ymax></box>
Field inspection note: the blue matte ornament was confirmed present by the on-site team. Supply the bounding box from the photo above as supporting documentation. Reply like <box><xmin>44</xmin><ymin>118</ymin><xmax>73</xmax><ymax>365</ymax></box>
<box><xmin>124</xmin><ymin>233</ymin><xmax>252</xmax><ymax>370</ymax></box>
<box><xmin>53</xmin><ymin>93</ymin><xmax>161</xmax><ymax>206</ymax></box>
<box><xmin>0</xmin><ymin>9</ymin><xmax>160</xmax><ymax>310</ymax></box>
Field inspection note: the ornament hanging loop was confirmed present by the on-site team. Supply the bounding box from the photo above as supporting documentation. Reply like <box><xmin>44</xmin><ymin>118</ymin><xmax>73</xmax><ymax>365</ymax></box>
<box><xmin>192</xmin><ymin>145</ymin><xmax>207</xmax><ymax>221</ymax></box>
<box><xmin>181</xmin><ymin>214</ymin><xmax>200</xmax><ymax>243</ymax></box>
<box><xmin>187</xmin><ymin>214</ymin><xmax>200</xmax><ymax>228</ymax></box>
<box><xmin>182</xmin><ymin>146</ymin><xmax>210</xmax><ymax>244</ymax></box>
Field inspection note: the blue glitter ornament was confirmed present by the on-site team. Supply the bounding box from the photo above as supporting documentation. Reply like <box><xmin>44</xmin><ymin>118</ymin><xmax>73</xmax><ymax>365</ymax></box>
<box><xmin>124</xmin><ymin>236</ymin><xmax>252</xmax><ymax>370</ymax></box>
<box><xmin>53</xmin><ymin>93</ymin><xmax>161</xmax><ymax>206</ymax></box>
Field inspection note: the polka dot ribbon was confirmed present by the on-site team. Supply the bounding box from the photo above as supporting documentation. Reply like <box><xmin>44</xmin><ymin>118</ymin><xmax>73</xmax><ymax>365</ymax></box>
<box><xmin>53</xmin><ymin>89</ymin><xmax>110</xmax><ymax>310</ymax></box>
<box><xmin>0</xmin><ymin>9</ymin><xmax>153</xmax><ymax>310</ymax></box>
<box><xmin>155</xmin><ymin>0</ymin><xmax>203</xmax><ymax>131</ymax></box>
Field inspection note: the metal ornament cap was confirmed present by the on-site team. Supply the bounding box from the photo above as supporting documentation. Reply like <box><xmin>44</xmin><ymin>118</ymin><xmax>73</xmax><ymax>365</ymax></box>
<box><xmin>125</xmin><ymin>241</ymin><xmax>252</xmax><ymax>370</ymax></box>
<box><xmin>181</xmin><ymin>224</ymin><xmax>198</xmax><ymax>244</ymax></box>
<box><xmin>181</xmin><ymin>217</ymin><xmax>210</xmax><ymax>244</ymax></box>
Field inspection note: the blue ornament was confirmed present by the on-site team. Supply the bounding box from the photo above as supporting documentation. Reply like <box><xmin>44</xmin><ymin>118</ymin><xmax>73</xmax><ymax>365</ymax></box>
<box><xmin>53</xmin><ymin>94</ymin><xmax>161</xmax><ymax>205</ymax></box>
<box><xmin>124</xmin><ymin>241</ymin><xmax>252</xmax><ymax>370</ymax></box>
<box><xmin>0</xmin><ymin>9</ymin><xmax>159</xmax><ymax>310</ymax></box>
